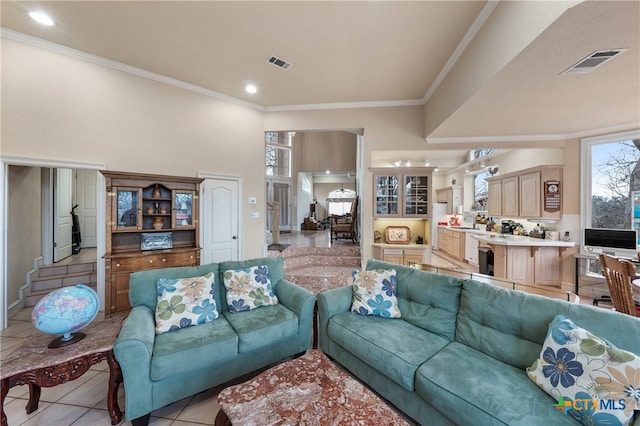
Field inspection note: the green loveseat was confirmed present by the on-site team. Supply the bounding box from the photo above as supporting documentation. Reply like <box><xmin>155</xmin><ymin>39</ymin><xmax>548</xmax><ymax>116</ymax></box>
<box><xmin>318</xmin><ymin>259</ymin><xmax>640</xmax><ymax>425</ymax></box>
<box><xmin>114</xmin><ymin>257</ymin><xmax>315</xmax><ymax>425</ymax></box>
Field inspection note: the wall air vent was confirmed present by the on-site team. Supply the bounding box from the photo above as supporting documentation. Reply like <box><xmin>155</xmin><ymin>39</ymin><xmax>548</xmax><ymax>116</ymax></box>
<box><xmin>267</xmin><ymin>55</ymin><xmax>292</xmax><ymax>70</ymax></box>
<box><xmin>561</xmin><ymin>49</ymin><xmax>626</xmax><ymax>75</ymax></box>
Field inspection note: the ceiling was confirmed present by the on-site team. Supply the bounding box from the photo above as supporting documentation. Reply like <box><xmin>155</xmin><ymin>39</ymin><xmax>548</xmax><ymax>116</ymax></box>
<box><xmin>1</xmin><ymin>1</ymin><xmax>639</xmax><ymax>169</ymax></box>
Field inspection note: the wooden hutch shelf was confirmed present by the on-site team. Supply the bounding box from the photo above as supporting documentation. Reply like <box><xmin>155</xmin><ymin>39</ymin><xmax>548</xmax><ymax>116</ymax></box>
<box><xmin>101</xmin><ymin>170</ymin><xmax>203</xmax><ymax>314</ymax></box>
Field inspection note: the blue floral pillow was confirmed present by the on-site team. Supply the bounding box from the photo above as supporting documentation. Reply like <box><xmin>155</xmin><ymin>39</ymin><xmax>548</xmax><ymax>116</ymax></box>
<box><xmin>155</xmin><ymin>272</ymin><xmax>218</xmax><ymax>334</ymax></box>
<box><xmin>223</xmin><ymin>265</ymin><xmax>279</xmax><ymax>312</ymax></box>
<box><xmin>351</xmin><ymin>269</ymin><xmax>401</xmax><ymax>318</ymax></box>
<box><xmin>527</xmin><ymin>315</ymin><xmax>640</xmax><ymax>426</ymax></box>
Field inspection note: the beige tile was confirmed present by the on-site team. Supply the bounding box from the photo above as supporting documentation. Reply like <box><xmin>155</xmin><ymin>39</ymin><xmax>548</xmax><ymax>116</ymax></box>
<box><xmin>71</xmin><ymin>408</ymin><xmax>117</xmax><ymax>425</ymax></box>
<box><xmin>95</xmin><ymin>382</ymin><xmax>125</xmax><ymax>411</ymax></box>
<box><xmin>3</xmin><ymin>397</ymin><xmax>52</xmax><ymax>425</ymax></box>
<box><xmin>21</xmin><ymin>403</ymin><xmax>89</xmax><ymax>426</ymax></box>
<box><xmin>1</xmin><ymin>320</ymin><xmax>35</xmax><ymax>337</ymax></box>
<box><xmin>39</xmin><ymin>370</ymin><xmax>99</xmax><ymax>403</ymax></box>
<box><xmin>121</xmin><ymin>417</ymin><xmax>173</xmax><ymax>426</ymax></box>
<box><xmin>89</xmin><ymin>359</ymin><xmax>110</xmax><ymax>372</ymax></box>
<box><xmin>12</xmin><ymin>308</ymin><xmax>34</xmax><ymax>321</ymax></box>
<box><xmin>148</xmin><ymin>395</ymin><xmax>192</xmax><ymax>420</ymax></box>
<box><xmin>6</xmin><ymin>383</ymin><xmax>29</xmax><ymax>398</ymax></box>
<box><xmin>174</xmin><ymin>388</ymin><xmax>219</xmax><ymax>425</ymax></box>
<box><xmin>59</xmin><ymin>371</ymin><xmax>109</xmax><ymax>407</ymax></box>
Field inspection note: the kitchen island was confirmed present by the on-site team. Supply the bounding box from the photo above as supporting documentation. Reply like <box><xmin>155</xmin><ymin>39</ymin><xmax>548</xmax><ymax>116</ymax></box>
<box><xmin>472</xmin><ymin>234</ymin><xmax>575</xmax><ymax>285</ymax></box>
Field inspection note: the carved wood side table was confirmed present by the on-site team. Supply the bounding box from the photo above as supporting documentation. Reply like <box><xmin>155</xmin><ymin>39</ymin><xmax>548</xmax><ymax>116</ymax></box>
<box><xmin>0</xmin><ymin>313</ymin><xmax>126</xmax><ymax>426</ymax></box>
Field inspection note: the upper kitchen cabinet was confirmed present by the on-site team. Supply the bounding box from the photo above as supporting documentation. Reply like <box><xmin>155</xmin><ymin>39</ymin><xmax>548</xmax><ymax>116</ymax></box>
<box><xmin>486</xmin><ymin>166</ymin><xmax>562</xmax><ymax>220</ymax></box>
<box><xmin>372</xmin><ymin>168</ymin><xmax>434</xmax><ymax>218</ymax></box>
<box><xmin>435</xmin><ymin>186</ymin><xmax>462</xmax><ymax>215</ymax></box>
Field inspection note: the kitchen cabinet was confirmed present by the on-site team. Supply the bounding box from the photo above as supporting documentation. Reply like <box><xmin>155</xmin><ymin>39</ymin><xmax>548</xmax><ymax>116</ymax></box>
<box><xmin>464</xmin><ymin>232</ymin><xmax>479</xmax><ymax>265</ymax></box>
<box><xmin>501</xmin><ymin>176</ymin><xmax>519</xmax><ymax>217</ymax></box>
<box><xmin>102</xmin><ymin>170</ymin><xmax>203</xmax><ymax>314</ymax></box>
<box><xmin>486</xmin><ymin>166</ymin><xmax>562</xmax><ymax>220</ymax></box>
<box><xmin>487</xmin><ymin>180</ymin><xmax>502</xmax><ymax>216</ymax></box>
<box><xmin>372</xmin><ymin>244</ymin><xmax>432</xmax><ymax>266</ymax></box>
<box><xmin>372</xmin><ymin>168</ymin><xmax>434</xmax><ymax>218</ymax></box>
<box><xmin>435</xmin><ymin>186</ymin><xmax>462</xmax><ymax>215</ymax></box>
<box><xmin>437</xmin><ymin>228</ymin><xmax>465</xmax><ymax>260</ymax></box>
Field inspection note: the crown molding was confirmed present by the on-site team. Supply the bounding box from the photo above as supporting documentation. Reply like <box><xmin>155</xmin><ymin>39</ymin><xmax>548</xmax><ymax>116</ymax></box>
<box><xmin>1</xmin><ymin>28</ymin><xmax>266</xmax><ymax>112</ymax></box>
<box><xmin>425</xmin><ymin>122</ymin><xmax>640</xmax><ymax>145</ymax></box>
<box><xmin>1</xmin><ymin>155</ymin><xmax>106</xmax><ymax>170</ymax></box>
<box><xmin>264</xmin><ymin>99</ymin><xmax>424</xmax><ymax>112</ymax></box>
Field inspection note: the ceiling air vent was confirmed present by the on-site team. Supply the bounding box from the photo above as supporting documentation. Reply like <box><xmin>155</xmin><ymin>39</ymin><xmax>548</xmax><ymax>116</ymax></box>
<box><xmin>561</xmin><ymin>49</ymin><xmax>626</xmax><ymax>75</ymax></box>
<box><xmin>267</xmin><ymin>55</ymin><xmax>292</xmax><ymax>70</ymax></box>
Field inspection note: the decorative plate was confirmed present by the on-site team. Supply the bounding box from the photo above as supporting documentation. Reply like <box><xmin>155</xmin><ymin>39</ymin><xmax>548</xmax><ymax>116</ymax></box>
<box><xmin>385</xmin><ymin>226</ymin><xmax>411</xmax><ymax>244</ymax></box>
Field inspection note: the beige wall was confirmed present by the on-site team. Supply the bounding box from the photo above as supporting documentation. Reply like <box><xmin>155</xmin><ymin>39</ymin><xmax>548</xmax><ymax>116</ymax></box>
<box><xmin>2</xmin><ymin>38</ymin><xmax>266</xmax><ymax>263</ymax></box>
<box><xmin>296</xmin><ymin>131</ymin><xmax>357</xmax><ymax>173</ymax></box>
<box><xmin>7</xmin><ymin>167</ymin><xmax>42</xmax><ymax>304</ymax></box>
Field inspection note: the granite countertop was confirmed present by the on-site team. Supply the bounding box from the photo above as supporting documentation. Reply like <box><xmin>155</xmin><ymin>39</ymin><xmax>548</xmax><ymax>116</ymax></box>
<box><xmin>372</xmin><ymin>243</ymin><xmax>429</xmax><ymax>248</ymax></box>
<box><xmin>472</xmin><ymin>233</ymin><xmax>576</xmax><ymax>247</ymax></box>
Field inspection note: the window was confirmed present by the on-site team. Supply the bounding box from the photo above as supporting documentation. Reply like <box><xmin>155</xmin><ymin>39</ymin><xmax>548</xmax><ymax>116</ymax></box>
<box><xmin>581</xmin><ymin>131</ymin><xmax>640</xmax><ymax>230</ymax></box>
<box><xmin>266</xmin><ymin>131</ymin><xmax>293</xmax><ymax>177</ymax></box>
<box><xmin>327</xmin><ymin>188</ymin><xmax>356</xmax><ymax>216</ymax></box>
<box><xmin>471</xmin><ymin>149</ymin><xmax>496</xmax><ymax>211</ymax></box>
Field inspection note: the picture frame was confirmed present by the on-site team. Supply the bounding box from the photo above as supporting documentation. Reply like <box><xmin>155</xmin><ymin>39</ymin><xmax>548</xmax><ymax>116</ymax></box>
<box><xmin>385</xmin><ymin>226</ymin><xmax>411</xmax><ymax>244</ymax></box>
<box><xmin>141</xmin><ymin>232</ymin><xmax>173</xmax><ymax>251</ymax></box>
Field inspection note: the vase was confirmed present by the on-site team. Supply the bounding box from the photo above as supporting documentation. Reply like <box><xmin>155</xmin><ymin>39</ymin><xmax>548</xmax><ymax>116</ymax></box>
<box><xmin>153</xmin><ymin>216</ymin><xmax>164</xmax><ymax>230</ymax></box>
<box><xmin>152</xmin><ymin>184</ymin><xmax>161</xmax><ymax>199</ymax></box>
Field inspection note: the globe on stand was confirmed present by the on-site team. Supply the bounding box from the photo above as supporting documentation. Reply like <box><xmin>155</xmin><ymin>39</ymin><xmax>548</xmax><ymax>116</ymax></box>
<box><xmin>31</xmin><ymin>284</ymin><xmax>100</xmax><ymax>349</ymax></box>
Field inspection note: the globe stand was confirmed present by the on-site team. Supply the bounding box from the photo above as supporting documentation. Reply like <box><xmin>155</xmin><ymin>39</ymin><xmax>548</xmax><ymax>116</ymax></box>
<box><xmin>48</xmin><ymin>332</ymin><xmax>86</xmax><ymax>349</ymax></box>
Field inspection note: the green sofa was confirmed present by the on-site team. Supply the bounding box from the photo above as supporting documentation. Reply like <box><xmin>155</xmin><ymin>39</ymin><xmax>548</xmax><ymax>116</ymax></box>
<box><xmin>318</xmin><ymin>259</ymin><xmax>640</xmax><ymax>425</ymax></box>
<box><xmin>114</xmin><ymin>257</ymin><xmax>315</xmax><ymax>425</ymax></box>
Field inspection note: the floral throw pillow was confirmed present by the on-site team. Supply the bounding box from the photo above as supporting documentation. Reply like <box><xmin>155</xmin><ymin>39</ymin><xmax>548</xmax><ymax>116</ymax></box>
<box><xmin>155</xmin><ymin>272</ymin><xmax>218</xmax><ymax>334</ymax></box>
<box><xmin>223</xmin><ymin>265</ymin><xmax>279</xmax><ymax>312</ymax></box>
<box><xmin>351</xmin><ymin>269</ymin><xmax>401</xmax><ymax>318</ymax></box>
<box><xmin>526</xmin><ymin>315</ymin><xmax>640</xmax><ymax>426</ymax></box>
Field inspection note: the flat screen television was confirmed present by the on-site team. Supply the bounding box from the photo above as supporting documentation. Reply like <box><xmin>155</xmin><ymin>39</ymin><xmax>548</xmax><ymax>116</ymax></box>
<box><xmin>583</xmin><ymin>228</ymin><xmax>638</xmax><ymax>258</ymax></box>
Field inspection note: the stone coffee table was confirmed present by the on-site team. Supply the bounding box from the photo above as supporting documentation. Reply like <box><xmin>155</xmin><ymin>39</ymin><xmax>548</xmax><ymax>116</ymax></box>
<box><xmin>215</xmin><ymin>349</ymin><xmax>412</xmax><ymax>425</ymax></box>
<box><xmin>0</xmin><ymin>313</ymin><xmax>126</xmax><ymax>426</ymax></box>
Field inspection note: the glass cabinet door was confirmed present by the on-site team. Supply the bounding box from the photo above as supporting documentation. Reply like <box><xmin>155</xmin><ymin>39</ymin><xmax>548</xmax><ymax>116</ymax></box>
<box><xmin>114</xmin><ymin>188</ymin><xmax>142</xmax><ymax>230</ymax></box>
<box><xmin>404</xmin><ymin>175</ymin><xmax>429</xmax><ymax>216</ymax></box>
<box><xmin>173</xmin><ymin>191</ymin><xmax>195</xmax><ymax>228</ymax></box>
<box><xmin>374</xmin><ymin>175</ymin><xmax>399</xmax><ymax>216</ymax></box>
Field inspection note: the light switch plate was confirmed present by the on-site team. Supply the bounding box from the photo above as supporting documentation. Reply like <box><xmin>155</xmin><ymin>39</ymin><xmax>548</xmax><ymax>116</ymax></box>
<box><xmin>248</xmin><ymin>197</ymin><xmax>257</xmax><ymax>204</ymax></box>
<box><xmin>251</xmin><ymin>211</ymin><xmax>260</xmax><ymax>219</ymax></box>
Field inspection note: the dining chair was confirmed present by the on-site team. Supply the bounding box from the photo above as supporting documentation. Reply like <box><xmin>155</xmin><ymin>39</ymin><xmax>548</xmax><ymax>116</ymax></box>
<box><xmin>599</xmin><ymin>253</ymin><xmax>640</xmax><ymax>317</ymax></box>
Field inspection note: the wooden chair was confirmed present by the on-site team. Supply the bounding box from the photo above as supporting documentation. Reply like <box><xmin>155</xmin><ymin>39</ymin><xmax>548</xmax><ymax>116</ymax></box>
<box><xmin>330</xmin><ymin>198</ymin><xmax>358</xmax><ymax>243</ymax></box>
<box><xmin>599</xmin><ymin>253</ymin><xmax>640</xmax><ymax>317</ymax></box>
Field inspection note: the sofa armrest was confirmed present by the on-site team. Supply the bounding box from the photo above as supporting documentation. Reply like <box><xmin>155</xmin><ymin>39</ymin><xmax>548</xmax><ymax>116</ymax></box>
<box><xmin>275</xmin><ymin>279</ymin><xmax>316</xmax><ymax>322</ymax></box>
<box><xmin>113</xmin><ymin>305</ymin><xmax>156</xmax><ymax>420</ymax></box>
<box><xmin>317</xmin><ymin>286</ymin><xmax>352</xmax><ymax>352</ymax></box>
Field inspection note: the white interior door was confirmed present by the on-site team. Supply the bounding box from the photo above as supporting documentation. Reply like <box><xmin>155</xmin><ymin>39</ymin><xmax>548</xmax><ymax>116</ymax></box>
<box><xmin>75</xmin><ymin>170</ymin><xmax>98</xmax><ymax>248</ymax></box>
<box><xmin>202</xmin><ymin>178</ymin><xmax>239</xmax><ymax>263</ymax></box>
<box><xmin>53</xmin><ymin>168</ymin><xmax>73</xmax><ymax>262</ymax></box>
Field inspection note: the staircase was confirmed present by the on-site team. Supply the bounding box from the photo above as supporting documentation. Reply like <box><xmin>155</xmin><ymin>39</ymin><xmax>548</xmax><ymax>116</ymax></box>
<box><xmin>25</xmin><ymin>261</ymin><xmax>98</xmax><ymax>307</ymax></box>
<box><xmin>269</xmin><ymin>245</ymin><xmax>361</xmax><ymax>294</ymax></box>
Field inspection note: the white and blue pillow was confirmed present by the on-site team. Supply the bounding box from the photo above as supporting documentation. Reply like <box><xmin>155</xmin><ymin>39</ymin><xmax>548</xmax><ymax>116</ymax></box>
<box><xmin>351</xmin><ymin>269</ymin><xmax>401</xmax><ymax>318</ymax></box>
<box><xmin>155</xmin><ymin>272</ymin><xmax>218</xmax><ymax>334</ymax></box>
<box><xmin>527</xmin><ymin>315</ymin><xmax>640</xmax><ymax>426</ymax></box>
<box><xmin>223</xmin><ymin>265</ymin><xmax>279</xmax><ymax>312</ymax></box>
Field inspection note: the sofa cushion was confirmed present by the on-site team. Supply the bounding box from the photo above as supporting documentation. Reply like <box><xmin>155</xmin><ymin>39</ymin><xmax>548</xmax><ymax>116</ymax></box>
<box><xmin>222</xmin><ymin>265</ymin><xmax>278</xmax><ymax>312</ymax></box>
<box><xmin>129</xmin><ymin>263</ymin><xmax>220</xmax><ymax>312</ymax></box>
<box><xmin>219</xmin><ymin>257</ymin><xmax>285</xmax><ymax>313</ymax></box>
<box><xmin>415</xmin><ymin>342</ymin><xmax>578</xmax><ymax>425</ymax></box>
<box><xmin>365</xmin><ymin>260</ymin><xmax>462</xmax><ymax>341</ymax></box>
<box><xmin>150</xmin><ymin>316</ymin><xmax>238</xmax><ymax>381</ymax></box>
<box><xmin>527</xmin><ymin>315</ymin><xmax>640</xmax><ymax>426</ymax></box>
<box><xmin>222</xmin><ymin>303</ymin><xmax>298</xmax><ymax>353</ymax></box>
<box><xmin>155</xmin><ymin>272</ymin><xmax>218</xmax><ymax>334</ymax></box>
<box><xmin>351</xmin><ymin>268</ymin><xmax>401</xmax><ymax>318</ymax></box>
<box><xmin>327</xmin><ymin>312</ymin><xmax>449</xmax><ymax>391</ymax></box>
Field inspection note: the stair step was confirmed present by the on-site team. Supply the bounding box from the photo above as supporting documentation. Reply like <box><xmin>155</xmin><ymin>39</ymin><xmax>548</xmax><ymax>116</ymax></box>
<box><xmin>38</xmin><ymin>262</ymin><xmax>96</xmax><ymax>277</ymax></box>
<box><xmin>38</xmin><ymin>264</ymin><xmax>69</xmax><ymax>278</ymax></box>
<box><xmin>31</xmin><ymin>271</ymin><xmax>97</xmax><ymax>292</ymax></box>
<box><xmin>24</xmin><ymin>284</ymin><xmax>98</xmax><ymax>308</ymax></box>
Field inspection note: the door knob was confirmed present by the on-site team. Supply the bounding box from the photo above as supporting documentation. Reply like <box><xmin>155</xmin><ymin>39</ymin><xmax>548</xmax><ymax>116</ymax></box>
<box><xmin>232</xmin><ymin>235</ymin><xmax>237</xmax><ymax>239</ymax></box>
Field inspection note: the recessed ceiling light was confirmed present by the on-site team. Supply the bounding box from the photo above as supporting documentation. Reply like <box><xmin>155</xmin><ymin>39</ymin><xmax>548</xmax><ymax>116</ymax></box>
<box><xmin>245</xmin><ymin>84</ymin><xmax>257</xmax><ymax>94</ymax></box>
<box><xmin>325</xmin><ymin>170</ymin><xmax>330</xmax><ymax>174</ymax></box>
<box><xmin>29</xmin><ymin>11</ymin><xmax>55</xmax><ymax>26</ymax></box>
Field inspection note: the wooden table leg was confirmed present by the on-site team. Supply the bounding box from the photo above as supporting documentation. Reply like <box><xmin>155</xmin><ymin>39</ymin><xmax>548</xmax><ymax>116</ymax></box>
<box><xmin>214</xmin><ymin>408</ymin><xmax>230</xmax><ymax>426</ymax></box>
<box><xmin>106</xmin><ymin>350</ymin><xmax>123</xmax><ymax>425</ymax></box>
<box><xmin>1</xmin><ymin>378</ymin><xmax>9</xmax><ymax>426</ymax></box>
<box><xmin>26</xmin><ymin>384</ymin><xmax>41</xmax><ymax>414</ymax></box>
